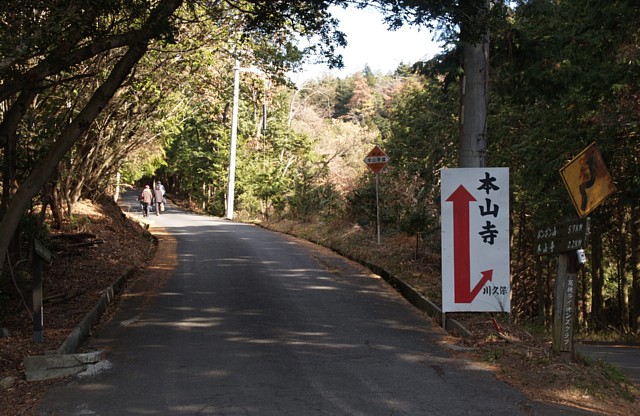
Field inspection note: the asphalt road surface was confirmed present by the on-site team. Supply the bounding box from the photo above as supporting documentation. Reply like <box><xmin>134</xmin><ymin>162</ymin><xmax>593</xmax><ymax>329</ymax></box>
<box><xmin>38</xmin><ymin>193</ymin><xmax>596</xmax><ymax>415</ymax></box>
<box><xmin>576</xmin><ymin>342</ymin><xmax>640</xmax><ymax>385</ymax></box>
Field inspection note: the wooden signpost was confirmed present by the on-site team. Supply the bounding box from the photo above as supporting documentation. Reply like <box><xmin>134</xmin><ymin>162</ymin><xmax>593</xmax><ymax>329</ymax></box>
<box><xmin>536</xmin><ymin>218</ymin><xmax>589</xmax><ymax>357</ymax></box>
<box><xmin>535</xmin><ymin>218</ymin><xmax>590</xmax><ymax>256</ymax></box>
<box><xmin>539</xmin><ymin>142</ymin><xmax>614</xmax><ymax>358</ymax></box>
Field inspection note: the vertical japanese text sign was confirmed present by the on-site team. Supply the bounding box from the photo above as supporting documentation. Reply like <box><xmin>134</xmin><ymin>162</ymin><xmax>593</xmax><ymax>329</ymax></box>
<box><xmin>441</xmin><ymin>168</ymin><xmax>510</xmax><ymax>313</ymax></box>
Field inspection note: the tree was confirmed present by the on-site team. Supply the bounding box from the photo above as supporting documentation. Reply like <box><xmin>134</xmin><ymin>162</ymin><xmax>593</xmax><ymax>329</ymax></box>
<box><xmin>368</xmin><ymin>0</ymin><xmax>493</xmax><ymax>167</ymax></box>
<box><xmin>0</xmin><ymin>0</ymin><xmax>186</xmax><ymax>272</ymax></box>
<box><xmin>0</xmin><ymin>0</ymin><xmax>367</xmax><ymax>273</ymax></box>
<box><xmin>346</xmin><ymin>73</ymin><xmax>376</xmax><ymax>123</ymax></box>
<box><xmin>484</xmin><ymin>0</ymin><xmax>640</xmax><ymax>327</ymax></box>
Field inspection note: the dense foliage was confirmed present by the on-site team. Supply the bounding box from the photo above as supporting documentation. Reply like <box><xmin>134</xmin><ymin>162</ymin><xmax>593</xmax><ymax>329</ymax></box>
<box><xmin>0</xmin><ymin>0</ymin><xmax>354</xmax><ymax>271</ymax></box>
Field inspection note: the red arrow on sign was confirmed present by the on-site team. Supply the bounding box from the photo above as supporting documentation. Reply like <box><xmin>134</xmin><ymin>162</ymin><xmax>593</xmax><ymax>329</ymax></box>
<box><xmin>446</xmin><ymin>185</ymin><xmax>493</xmax><ymax>303</ymax></box>
<box><xmin>364</xmin><ymin>145</ymin><xmax>389</xmax><ymax>174</ymax></box>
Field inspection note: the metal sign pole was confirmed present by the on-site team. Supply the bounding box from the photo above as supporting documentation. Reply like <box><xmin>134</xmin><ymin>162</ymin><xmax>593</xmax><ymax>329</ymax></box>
<box><xmin>32</xmin><ymin>238</ymin><xmax>52</xmax><ymax>344</ymax></box>
<box><xmin>363</xmin><ymin>145</ymin><xmax>388</xmax><ymax>245</ymax></box>
<box><xmin>376</xmin><ymin>173</ymin><xmax>381</xmax><ymax>245</ymax></box>
<box><xmin>32</xmin><ymin>254</ymin><xmax>43</xmax><ymax>344</ymax></box>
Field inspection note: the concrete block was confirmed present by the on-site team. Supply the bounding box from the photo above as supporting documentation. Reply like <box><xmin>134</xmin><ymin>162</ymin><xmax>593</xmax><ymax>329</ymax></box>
<box><xmin>1</xmin><ymin>376</ymin><xmax>15</xmax><ymax>389</ymax></box>
<box><xmin>24</xmin><ymin>351</ymin><xmax>103</xmax><ymax>381</ymax></box>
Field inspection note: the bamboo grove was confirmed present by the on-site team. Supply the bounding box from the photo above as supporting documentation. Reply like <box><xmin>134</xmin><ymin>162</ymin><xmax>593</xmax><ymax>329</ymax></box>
<box><xmin>1</xmin><ymin>1</ymin><xmax>639</xmax><ymax>336</ymax></box>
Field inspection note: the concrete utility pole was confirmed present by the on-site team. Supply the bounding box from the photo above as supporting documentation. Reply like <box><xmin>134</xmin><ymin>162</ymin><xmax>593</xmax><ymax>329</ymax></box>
<box><xmin>226</xmin><ymin>61</ymin><xmax>266</xmax><ymax>220</ymax></box>
<box><xmin>444</xmin><ymin>1</ymin><xmax>491</xmax><ymax>331</ymax></box>
<box><xmin>226</xmin><ymin>60</ymin><xmax>241</xmax><ymax>220</ymax></box>
<box><xmin>459</xmin><ymin>2</ymin><xmax>490</xmax><ymax>169</ymax></box>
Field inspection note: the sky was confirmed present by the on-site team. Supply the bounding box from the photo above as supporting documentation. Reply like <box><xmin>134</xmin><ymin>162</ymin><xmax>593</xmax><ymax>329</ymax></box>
<box><xmin>290</xmin><ymin>5</ymin><xmax>443</xmax><ymax>85</ymax></box>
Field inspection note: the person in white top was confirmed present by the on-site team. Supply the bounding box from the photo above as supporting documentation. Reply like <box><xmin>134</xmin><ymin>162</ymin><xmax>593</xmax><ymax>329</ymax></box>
<box><xmin>153</xmin><ymin>184</ymin><xmax>164</xmax><ymax>215</ymax></box>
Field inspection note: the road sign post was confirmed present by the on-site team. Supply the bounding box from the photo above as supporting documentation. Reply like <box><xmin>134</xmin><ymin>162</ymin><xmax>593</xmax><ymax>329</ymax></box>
<box><xmin>551</xmin><ymin>142</ymin><xmax>613</xmax><ymax>358</ymax></box>
<box><xmin>536</xmin><ymin>217</ymin><xmax>589</xmax><ymax>359</ymax></box>
<box><xmin>364</xmin><ymin>146</ymin><xmax>389</xmax><ymax>245</ymax></box>
<box><xmin>32</xmin><ymin>239</ymin><xmax>52</xmax><ymax>344</ymax></box>
<box><xmin>552</xmin><ymin>252</ymin><xmax>579</xmax><ymax>359</ymax></box>
<box><xmin>535</xmin><ymin>218</ymin><xmax>590</xmax><ymax>256</ymax></box>
<box><xmin>375</xmin><ymin>174</ymin><xmax>380</xmax><ymax>245</ymax></box>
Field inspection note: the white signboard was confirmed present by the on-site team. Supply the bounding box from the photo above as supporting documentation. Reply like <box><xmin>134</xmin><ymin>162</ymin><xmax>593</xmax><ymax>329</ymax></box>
<box><xmin>441</xmin><ymin>168</ymin><xmax>510</xmax><ymax>313</ymax></box>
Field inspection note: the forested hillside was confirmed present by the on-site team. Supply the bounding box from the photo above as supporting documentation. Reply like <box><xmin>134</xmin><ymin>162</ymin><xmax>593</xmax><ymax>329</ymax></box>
<box><xmin>1</xmin><ymin>0</ymin><xmax>639</xmax><ymax>337</ymax></box>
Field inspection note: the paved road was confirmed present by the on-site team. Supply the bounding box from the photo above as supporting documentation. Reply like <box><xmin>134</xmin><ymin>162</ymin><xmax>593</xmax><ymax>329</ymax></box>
<box><xmin>576</xmin><ymin>342</ymin><xmax>640</xmax><ymax>385</ymax></box>
<box><xmin>38</xmin><ymin>192</ymin><xmax>596</xmax><ymax>415</ymax></box>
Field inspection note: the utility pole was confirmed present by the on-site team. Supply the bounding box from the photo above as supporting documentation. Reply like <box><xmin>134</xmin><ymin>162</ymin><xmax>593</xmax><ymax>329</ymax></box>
<box><xmin>226</xmin><ymin>60</ymin><xmax>241</xmax><ymax>220</ymax></box>
<box><xmin>225</xmin><ymin>61</ymin><xmax>266</xmax><ymax>220</ymax></box>
<box><xmin>459</xmin><ymin>0</ymin><xmax>489</xmax><ymax>169</ymax></box>
<box><xmin>443</xmin><ymin>0</ymin><xmax>490</xmax><ymax>331</ymax></box>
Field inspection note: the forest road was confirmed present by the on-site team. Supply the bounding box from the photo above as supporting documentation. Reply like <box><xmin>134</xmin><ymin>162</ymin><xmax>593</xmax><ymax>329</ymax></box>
<box><xmin>37</xmin><ymin>191</ymin><xmax>597</xmax><ymax>415</ymax></box>
<box><xmin>576</xmin><ymin>342</ymin><xmax>640</xmax><ymax>385</ymax></box>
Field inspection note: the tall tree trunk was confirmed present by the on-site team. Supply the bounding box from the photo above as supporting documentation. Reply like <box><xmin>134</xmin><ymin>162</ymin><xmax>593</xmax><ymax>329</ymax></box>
<box><xmin>114</xmin><ymin>171</ymin><xmax>121</xmax><ymax>203</ymax></box>
<box><xmin>459</xmin><ymin>39</ymin><xmax>489</xmax><ymax>168</ymax></box>
<box><xmin>631</xmin><ymin>205</ymin><xmax>640</xmax><ymax>334</ymax></box>
<box><xmin>535</xmin><ymin>256</ymin><xmax>545</xmax><ymax>323</ymax></box>
<box><xmin>50</xmin><ymin>183</ymin><xmax>63</xmax><ymax>230</ymax></box>
<box><xmin>617</xmin><ymin>203</ymin><xmax>629</xmax><ymax>332</ymax></box>
<box><xmin>1</xmin><ymin>91</ymin><xmax>38</xmax><ymax>264</ymax></box>
<box><xmin>591</xmin><ymin>227</ymin><xmax>605</xmax><ymax>330</ymax></box>
<box><xmin>0</xmin><ymin>90</ymin><xmax>38</xmax><ymax>214</ymax></box>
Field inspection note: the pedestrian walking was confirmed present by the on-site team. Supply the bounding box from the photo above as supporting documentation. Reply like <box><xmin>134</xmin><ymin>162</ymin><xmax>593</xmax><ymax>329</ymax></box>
<box><xmin>139</xmin><ymin>185</ymin><xmax>153</xmax><ymax>217</ymax></box>
<box><xmin>157</xmin><ymin>181</ymin><xmax>166</xmax><ymax>206</ymax></box>
<box><xmin>153</xmin><ymin>183</ymin><xmax>164</xmax><ymax>215</ymax></box>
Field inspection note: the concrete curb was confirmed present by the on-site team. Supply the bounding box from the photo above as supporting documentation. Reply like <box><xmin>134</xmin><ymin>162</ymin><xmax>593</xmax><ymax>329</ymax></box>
<box><xmin>23</xmin><ymin>269</ymin><xmax>134</xmax><ymax>381</ymax></box>
<box><xmin>21</xmin><ymin>198</ymin><xmax>158</xmax><ymax>381</ymax></box>
<box><xmin>58</xmin><ymin>270</ymin><xmax>131</xmax><ymax>355</ymax></box>
<box><xmin>361</xmin><ymin>260</ymin><xmax>471</xmax><ymax>338</ymax></box>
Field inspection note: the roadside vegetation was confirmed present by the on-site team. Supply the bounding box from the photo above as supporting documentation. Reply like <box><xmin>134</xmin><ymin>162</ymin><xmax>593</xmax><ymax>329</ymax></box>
<box><xmin>154</xmin><ymin>0</ymin><xmax>640</xmax><ymax>340</ymax></box>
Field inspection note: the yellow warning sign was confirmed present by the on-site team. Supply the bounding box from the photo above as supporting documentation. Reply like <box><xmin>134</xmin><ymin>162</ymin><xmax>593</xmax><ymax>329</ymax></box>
<box><xmin>559</xmin><ymin>142</ymin><xmax>616</xmax><ymax>218</ymax></box>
